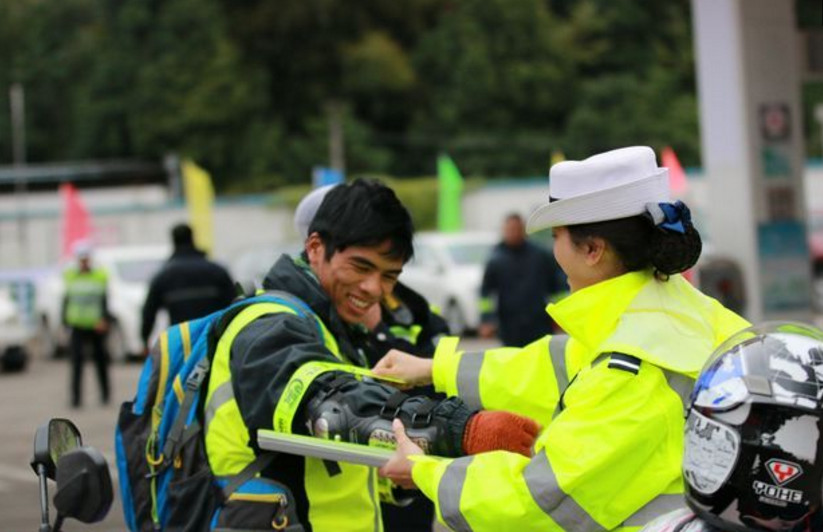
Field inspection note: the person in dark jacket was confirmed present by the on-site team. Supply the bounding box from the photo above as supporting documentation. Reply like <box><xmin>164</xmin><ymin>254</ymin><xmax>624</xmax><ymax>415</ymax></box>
<box><xmin>479</xmin><ymin>213</ymin><xmax>566</xmax><ymax>346</ymax></box>
<box><xmin>200</xmin><ymin>179</ymin><xmax>539</xmax><ymax>531</ymax></box>
<box><xmin>294</xmin><ymin>184</ymin><xmax>450</xmax><ymax>531</ymax></box>
<box><xmin>140</xmin><ymin>223</ymin><xmax>235</xmax><ymax>350</ymax></box>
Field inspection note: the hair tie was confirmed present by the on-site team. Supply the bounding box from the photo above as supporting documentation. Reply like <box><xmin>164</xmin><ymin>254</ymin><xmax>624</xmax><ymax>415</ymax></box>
<box><xmin>645</xmin><ymin>201</ymin><xmax>691</xmax><ymax>234</ymax></box>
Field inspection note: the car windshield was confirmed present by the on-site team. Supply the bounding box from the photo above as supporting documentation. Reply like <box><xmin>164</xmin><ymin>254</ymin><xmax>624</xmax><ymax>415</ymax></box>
<box><xmin>446</xmin><ymin>243</ymin><xmax>493</xmax><ymax>266</ymax></box>
<box><xmin>115</xmin><ymin>258</ymin><xmax>165</xmax><ymax>283</ymax></box>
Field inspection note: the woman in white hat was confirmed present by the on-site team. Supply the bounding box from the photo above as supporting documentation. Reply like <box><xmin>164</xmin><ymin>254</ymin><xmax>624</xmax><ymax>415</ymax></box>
<box><xmin>373</xmin><ymin>146</ymin><xmax>751</xmax><ymax>531</ymax></box>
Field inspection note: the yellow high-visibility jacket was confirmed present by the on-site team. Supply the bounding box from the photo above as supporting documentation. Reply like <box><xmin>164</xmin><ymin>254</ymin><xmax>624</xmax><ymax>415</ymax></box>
<box><xmin>63</xmin><ymin>267</ymin><xmax>108</xmax><ymax>329</ymax></box>
<box><xmin>412</xmin><ymin>270</ymin><xmax>750</xmax><ymax>531</ymax></box>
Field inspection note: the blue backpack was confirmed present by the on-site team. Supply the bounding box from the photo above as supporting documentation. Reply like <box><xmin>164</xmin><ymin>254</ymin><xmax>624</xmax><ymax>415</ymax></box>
<box><xmin>115</xmin><ymin>292</ymin><xmax>312</xmax><ymax>532</ymax></box>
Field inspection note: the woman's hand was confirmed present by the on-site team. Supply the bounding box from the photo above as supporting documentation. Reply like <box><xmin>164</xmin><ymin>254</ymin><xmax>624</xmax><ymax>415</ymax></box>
<box><xmin>372</xmin><ymin>349</ymin><xmax>434</xmax><ymax>387</ymax></box>
<box><xmin>379</xmin><ymin>419</ymin><xmax>423</xmax><ymax>490</ymax></box>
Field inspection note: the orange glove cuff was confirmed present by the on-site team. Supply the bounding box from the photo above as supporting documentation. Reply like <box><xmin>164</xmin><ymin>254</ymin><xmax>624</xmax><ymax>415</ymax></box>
<box><xmin>462</xmin><ymin>411</ymin><xmax>540</xmax><ymax>457</ymax></box>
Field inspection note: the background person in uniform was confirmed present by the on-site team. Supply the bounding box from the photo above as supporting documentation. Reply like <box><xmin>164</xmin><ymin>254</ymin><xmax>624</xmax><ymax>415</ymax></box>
<box><xmin>641</xmin><ymin>322</ymin><xmax>823</xmax><ymax>532</ymax></box>
<box><xmin>62</xmin><ymin>242</ymin><xmax>110</xmax><ymax>408</ymax></box>
<box><xmin>140</xmin><ymin>223</ymin><xmax>235</xmax><ymax>352</ymax></box>
<box><xmin>294</xmin><ymin>184</ymin><xmax>449</xmax><ymax>532</ymax></box>
<box><xmin>374</xmin><ymin>146</ymin><xmax>751</xmax><ymax>531</ymax></box>
<box><xmin>479</xmin><ymin>212</ymin><xmax>566</xmax><ymax>346</ymax></box>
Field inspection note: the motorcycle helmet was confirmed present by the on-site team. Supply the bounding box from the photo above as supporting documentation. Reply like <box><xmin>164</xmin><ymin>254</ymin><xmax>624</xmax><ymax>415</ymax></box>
<box><xmin>683</xmin><ymin>322</ymin><xmax>823</xmax><ymax>532</ymax></box>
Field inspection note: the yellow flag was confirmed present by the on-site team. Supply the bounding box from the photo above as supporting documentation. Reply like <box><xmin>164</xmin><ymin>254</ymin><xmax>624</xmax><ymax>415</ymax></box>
<box><xmin>181</xmin><ymin>159</ymin><xmax>215</xmax><ymax>255</ymax></box>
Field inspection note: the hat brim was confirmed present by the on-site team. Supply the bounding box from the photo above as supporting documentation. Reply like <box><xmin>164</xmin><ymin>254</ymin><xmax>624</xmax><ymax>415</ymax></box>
<box><xmin>526</xmin><ymin>171</ymin><xmax>670</xmax><ymax>233</ymax></box>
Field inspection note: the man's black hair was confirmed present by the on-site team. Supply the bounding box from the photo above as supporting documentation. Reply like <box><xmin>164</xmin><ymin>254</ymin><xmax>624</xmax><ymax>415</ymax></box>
<box><xmin>308</xmin><ymin>179</ymin><xmax>414</xmax><ymax>263</ymax></box>
<box><xmin>171</xmin><ymin>223</ymin><xmax>194</xmax><ymax>248</ymax></box>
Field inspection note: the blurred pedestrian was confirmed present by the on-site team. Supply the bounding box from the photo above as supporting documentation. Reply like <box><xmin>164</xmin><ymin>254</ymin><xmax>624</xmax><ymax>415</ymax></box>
<box><xmin>62</xmin><ymin>242</ymin><xmax>110</xmax><ymax>407</ymax></box>
<box><xmin>140</xmin><ymin>223</ymin><xmax>235</xmax><ymax>351</ymax></box>
<box><xmin>479</xmin><ymin>212</ymin><xmax>566</xmax><ymax>346</ymax></box>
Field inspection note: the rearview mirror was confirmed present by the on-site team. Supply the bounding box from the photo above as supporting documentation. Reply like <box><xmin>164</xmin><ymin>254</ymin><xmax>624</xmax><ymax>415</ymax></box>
<box><xmin>31</xmin><ymin>418</ymin><xmax>82</xmax><ymax>480</ymax></box>
<box><xmin>53</xmin><ymin>447</ymin><xmax>113</xmax><ymax>523</ymax></box>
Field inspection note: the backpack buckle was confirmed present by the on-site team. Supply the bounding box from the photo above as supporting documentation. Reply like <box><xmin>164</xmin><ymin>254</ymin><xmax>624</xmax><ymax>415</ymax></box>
<box><xmin>186</xmin><ymin>365</ymin><xmax>208</xmax><ymax>390</ymax></box>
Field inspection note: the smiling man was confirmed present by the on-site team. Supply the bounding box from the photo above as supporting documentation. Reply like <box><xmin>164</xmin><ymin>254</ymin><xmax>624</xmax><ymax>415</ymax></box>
<box><xmin>201</xmin><ymin>179</ymin><xmax>538</xmax><ymax>531</ymax></box>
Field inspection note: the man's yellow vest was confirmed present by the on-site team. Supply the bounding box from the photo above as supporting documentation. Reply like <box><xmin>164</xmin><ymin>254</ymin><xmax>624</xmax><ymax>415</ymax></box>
<box><xmin>203</xmin><ymin>301</ymin><xmax>383</xmax><ymax>532</ymax></box>
<box><xmin>63</xmin><ymin>268</ymin><xmax>108</xmax><ymax>329</ymax></box>
<box><xmin>414</xmin><ymin>270</ymin><xmax>750</xmax><ymax>531</ymax></box>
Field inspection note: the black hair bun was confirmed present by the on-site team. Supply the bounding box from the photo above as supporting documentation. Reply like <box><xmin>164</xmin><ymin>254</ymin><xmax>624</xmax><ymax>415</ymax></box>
<box><xmin>649</xmin><ymin>222</ymin><xmax>702</xmax><ymax>275</ymax></box>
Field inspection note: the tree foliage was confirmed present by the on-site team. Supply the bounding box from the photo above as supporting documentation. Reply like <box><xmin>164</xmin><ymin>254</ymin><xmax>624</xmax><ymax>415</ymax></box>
<box><xmin>1</xmin><ymin>0</ymin><xmax>707</xmax><ymax>188</ymax></box>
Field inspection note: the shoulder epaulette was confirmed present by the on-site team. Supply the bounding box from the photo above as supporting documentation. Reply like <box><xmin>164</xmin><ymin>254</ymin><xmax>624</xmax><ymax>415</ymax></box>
<box><xmin>607</xmin><ymin>353</ymin><xmax>642</xmax><ymax>375</ymax></box>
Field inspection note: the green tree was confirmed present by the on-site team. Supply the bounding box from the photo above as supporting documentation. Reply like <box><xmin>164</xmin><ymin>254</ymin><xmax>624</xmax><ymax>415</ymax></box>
<box><xmin>409</xmin><ymin>0</ymin><xmax>575</xmax><ymax>176</ymax></box>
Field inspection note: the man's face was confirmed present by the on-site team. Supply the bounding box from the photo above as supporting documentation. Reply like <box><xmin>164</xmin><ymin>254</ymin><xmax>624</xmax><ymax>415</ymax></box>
<box><xmin>503</xmin><ymin>217</ymin><xmax>526</xmax><ymax>247</ymax></box>
<box><xmin>306</xmin><ymin>235</ymin><xmax>403</xmax><ymax>325</ymax></box>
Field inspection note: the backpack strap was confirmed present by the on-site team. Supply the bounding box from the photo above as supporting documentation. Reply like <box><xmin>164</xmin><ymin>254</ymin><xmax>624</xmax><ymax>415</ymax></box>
<box><xmin>161</xmin><ymin>356</ymin><xmax>211</xmax><ymax>465</ymax></box>
<box><xmin>220</xmin><ymin>452</ymin><xmax>277</xmax><ymax>499</ymax></box>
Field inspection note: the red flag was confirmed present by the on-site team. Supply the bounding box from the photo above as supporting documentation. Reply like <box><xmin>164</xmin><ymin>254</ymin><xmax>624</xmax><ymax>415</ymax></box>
<box><xmin>60</xmin><ymin>183</ymin><xmax>91</xmax><ymax>258</ymax></box>
<box><xmin>661</xmin><ymin>146</ymin><xmax>688</xmax><ymax>196</ymax></box>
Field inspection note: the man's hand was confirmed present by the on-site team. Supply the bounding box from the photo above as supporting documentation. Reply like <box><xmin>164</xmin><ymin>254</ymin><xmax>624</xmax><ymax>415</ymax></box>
<box><xmin>379</xmin><ymin>419</ymin><xmax>423</xmax><ymax>490</ymax></box>
<box><xmin>462</xmin><ymin>411</ymin><xmax>540</xmax><ymax>457</ymax></box>
<box><xmin>372</xmin><ymin>349</ymin><xmax>434</xmax><ymax>387</ymax></box>
<box><xmin>94</xmin><ymin>318</ymin><xmax>109</xmax><ymax>334</ymax></box>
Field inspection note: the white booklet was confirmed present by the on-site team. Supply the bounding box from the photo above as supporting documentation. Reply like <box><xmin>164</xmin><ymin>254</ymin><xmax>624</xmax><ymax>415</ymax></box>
<box><xmin>257</xmin><ymin>429</ymin><xmax>395</xmax><ymax>467</ymax></box>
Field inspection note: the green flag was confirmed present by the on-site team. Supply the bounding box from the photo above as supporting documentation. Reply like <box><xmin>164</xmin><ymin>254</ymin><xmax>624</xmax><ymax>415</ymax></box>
<box><xmin>437</xmin><ymin>153</ymin><xmax>464</xmax><ymax>232</ymax></box>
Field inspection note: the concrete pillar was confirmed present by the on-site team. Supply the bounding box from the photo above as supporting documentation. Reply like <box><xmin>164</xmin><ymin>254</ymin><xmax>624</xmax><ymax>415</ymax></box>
<box><xmin>692</xmin><ymin>0</ymin><xmax>812</xmax><ymax>323</ymax></box>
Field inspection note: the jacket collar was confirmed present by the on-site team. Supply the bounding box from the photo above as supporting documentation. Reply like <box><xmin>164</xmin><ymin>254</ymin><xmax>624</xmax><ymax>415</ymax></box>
<box><xmin>261</xmin><ymin>254</ymin><xmax>367</xmax><ymax>365</ymax></box>
<box><xmin>547</xmin><ymin>270</ymin><xmax>652</xmax><ymax>354</ymax></box>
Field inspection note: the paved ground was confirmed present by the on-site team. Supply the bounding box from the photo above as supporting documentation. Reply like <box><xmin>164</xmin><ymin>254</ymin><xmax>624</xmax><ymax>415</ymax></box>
<box><xmin>0</xmin><ymin>338</ymin><xmax>499</xmax><ymax>531</ymax></box>
<box><xmin>0</xmin><ymin>355</ymin><xmax>140</xmax><ymax>531</ymax></box>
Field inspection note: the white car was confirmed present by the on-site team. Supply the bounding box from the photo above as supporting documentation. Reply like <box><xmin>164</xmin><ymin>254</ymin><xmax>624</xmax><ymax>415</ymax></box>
<box><xmin>0</xmin><ymin>285</ymin><xmax>36</xmax><ymax>371</ymax></box>
<box><xmin>36</xmin><ymin>245</ymin><xmax>171</xmax><ymax>362</ymax></box>
<box><xmin>400</xmin><ymin>231</ymin><xmax>498</xmax><ymax>335</ymax></box>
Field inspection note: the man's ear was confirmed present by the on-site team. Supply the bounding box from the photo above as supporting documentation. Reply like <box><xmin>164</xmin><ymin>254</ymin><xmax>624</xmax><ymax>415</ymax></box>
<box><xmin>583</xmin><ymin>237</ymin><xmax>607</xmax><ymax>266</ymax></box>
<box><xmin>305</xmin><ymin>233</ymin><xmax>325</xmax><ymax>266</ymax></box>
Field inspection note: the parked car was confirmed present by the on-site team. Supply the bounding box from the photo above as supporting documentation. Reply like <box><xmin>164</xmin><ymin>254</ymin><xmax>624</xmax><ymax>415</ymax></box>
<box><xmin>36</xmin><ymin>245</ymin><xmax>171</xmax><ymax>362</ymax></box>
<box><xmin>400</xmin><ymin>231</ymin><xmax>498</xmax><ymax>335</ymax></box>
<box><xmin>0</xmin><ymin>285</ymin><xmax>35</xmax><ymax>372</ymax></box>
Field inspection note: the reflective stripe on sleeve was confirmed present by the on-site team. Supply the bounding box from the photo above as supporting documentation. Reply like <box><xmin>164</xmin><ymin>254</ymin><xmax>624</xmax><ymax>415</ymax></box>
<box><xmin>455</xmin><ymin>353</ymin><xmax>484</xmax><ymax>410</ymax></box>
<box><xmin>523</xmin><ymin>451</ymin><xmax>607</xmax><ymax>532</ymax></box>
<box><xmin>368</xmin><ymin>467</ymin><xmax>380</xmax><ymax>532</ymax></box>
<box><xmin>622</xmin><ymin>493</ymin><xmax>687</xmax><ymax>527</ymax></box>
<box><xmin>272</xmin><ymin>361</ymin><xmax>388</xmax><ymax>434</ymax></box>
<box><xmin>438</xmin><ymin>456</ymin><xmax>474</xmax><ymax>532</ymax></box>
<box><xmin>548</xmin><ymin>335</ymin><xmax>570</xmax><ymax>392</ymax></box>
<box><xmin>204</xmin><ymin>380</ymin><xmax>235</xmax><ymax>433</ymax></box>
